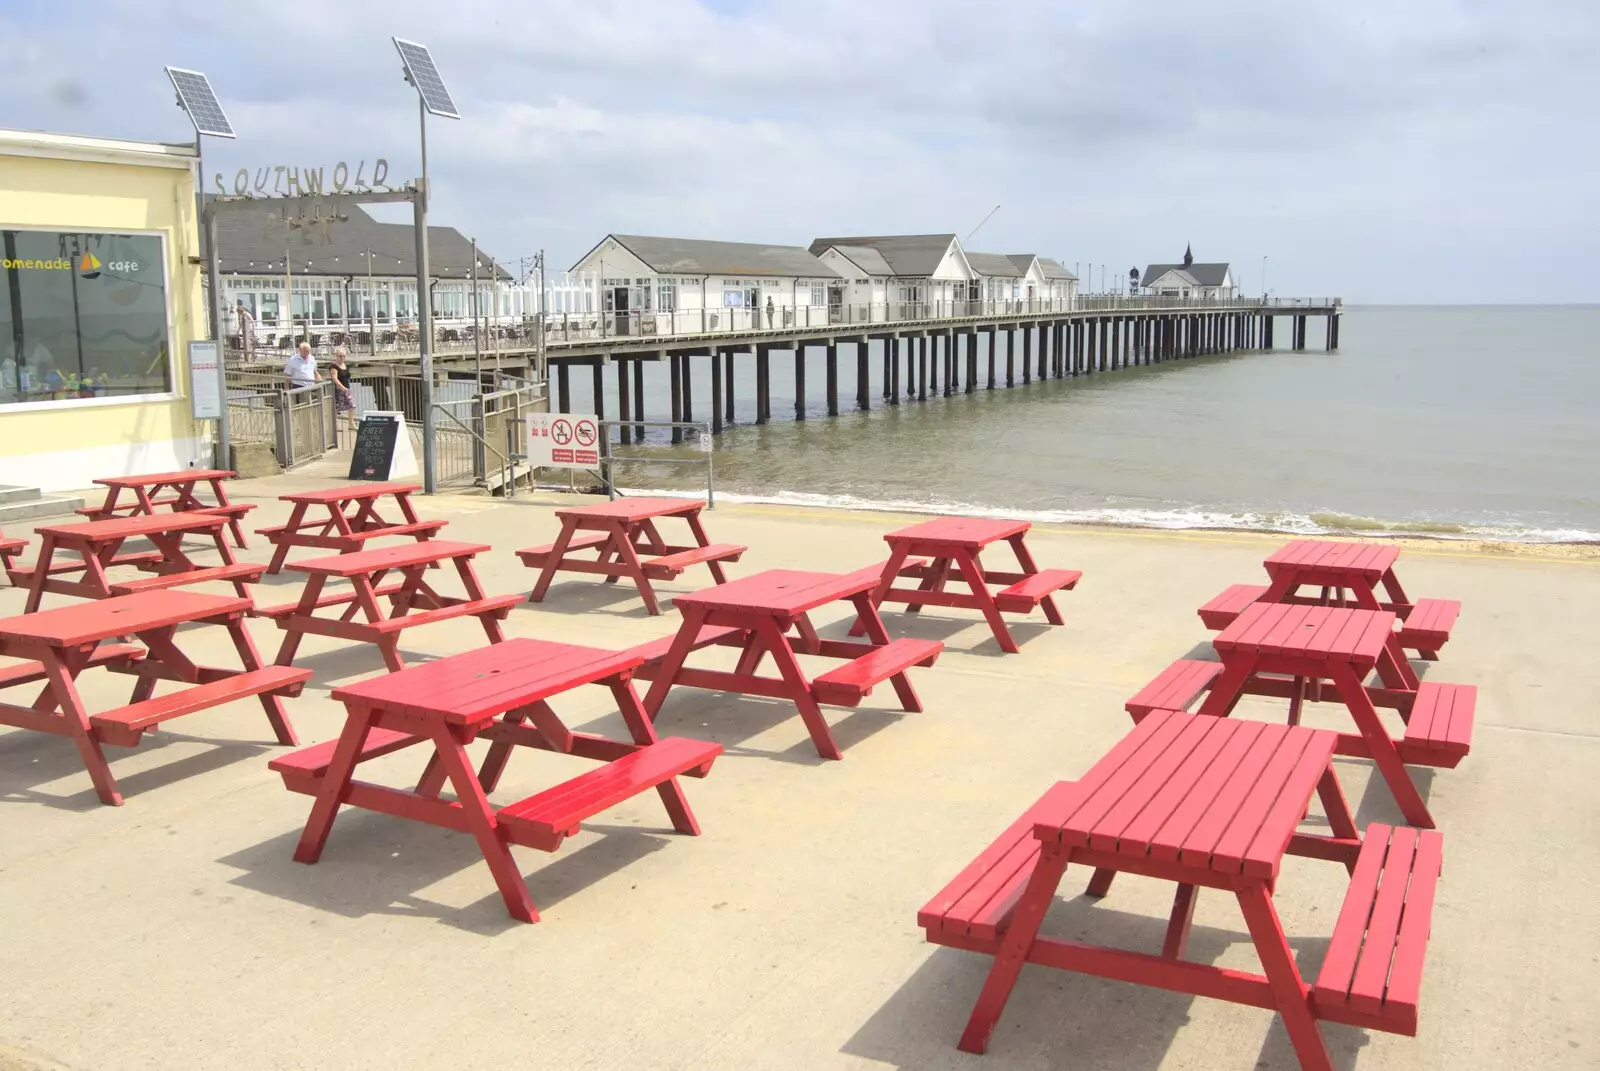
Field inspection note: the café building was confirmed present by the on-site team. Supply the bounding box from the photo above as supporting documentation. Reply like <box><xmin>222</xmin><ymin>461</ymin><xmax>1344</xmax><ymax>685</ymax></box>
<box><xmin>0</xmin><ymin>127</ymin><xmax>207</xmax><ymax>492</ymax></box>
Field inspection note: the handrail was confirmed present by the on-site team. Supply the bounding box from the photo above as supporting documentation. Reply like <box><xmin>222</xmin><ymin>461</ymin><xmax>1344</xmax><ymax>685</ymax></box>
<box><xmin>600</xmin><ymin>419</ymin><xmax>715</xmax><ymax>507</ymax></box>
<box><xmin>431</xmin><ymin>401</ymin><xmax>520</xmax><ymax>497</ymax></box>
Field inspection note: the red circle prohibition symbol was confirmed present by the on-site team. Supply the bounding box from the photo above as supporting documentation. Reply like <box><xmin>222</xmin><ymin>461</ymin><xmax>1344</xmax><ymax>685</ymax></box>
<box><xmin>574</xmin><ymin>420</ymin><xmax>598</xmax><ymax>447</ymax></box>
<box><xmin>550</xmin><ymin>419</ymin><xmax>574</xmax><ymax>445</ymax></box>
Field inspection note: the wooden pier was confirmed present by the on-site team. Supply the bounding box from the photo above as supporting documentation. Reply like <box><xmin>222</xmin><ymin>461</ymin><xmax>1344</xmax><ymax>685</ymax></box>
<box><xmin>540</xmin><ymin>300</ymin><xmax>1341</xmax><ymax>439</ymax></box>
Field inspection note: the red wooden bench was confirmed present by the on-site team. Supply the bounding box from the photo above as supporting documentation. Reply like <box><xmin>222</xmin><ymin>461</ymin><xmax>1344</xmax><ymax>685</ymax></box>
<box><xmin>627</xmin><ymin>623</ymin><xmax>750</xmax><ymax>679</ymax></box>
<box><xmin>83</xmin><ymin>469</ymin><xmax>253</xmax><ymax>548</ymax></box>
<box><xmin>918</xmin><ymin>780</ymin><xmax>1077</xmax><ymax>945</ymax></box>
<box><xmin>1197</xmin><ymin>583</ymin><xmax>1267</xmax><ymax>629</ymax></box>
<box><xmin>1124</xmin><ymin>658</ymin><xmax>1224</xmax><ymax>722</ymax></box>
<box><xmin>90</xmin><ymin>665</ymin><xmax>311</xmax><ymax>747</ymax></box>
<box><xmin>271</xmin><ymin>540</ymin><xmax>520</xmax><ymax>673</ymax></box>
<box><xmin>1312</xmin><ymin>823</ymin><xmax>1444</xmax><ymax>1036</ymax></box>
<box><xmin>515</xmin><ymin>532</ymin><xmax>611</xmax><ymax>567</ymax></box>
<box><xmin>496</xmin><ymin>736</ymin><xmax>723</xmax><ymax>852</ymax></box>
<box><xmin>1394</xmin><ymin>598</ymin><xmax>1460</xmax><ymax>659</ymax></box>
<box><xmin>106</xmin><ymin>561</ymin><xmax>264</xmax><ymax>600</ymax></box>
<box><xmin>993</xmin><ymin>568</ymin><xmax>1082</xmax><ymax>613</ymax></box>
<box><xmin>1397</xmin><ymin>681</ymin><xmax>1476</xmax><ymax>768</ymax></box>
<box><xmin>811</xmin><ymin>637</ymin><xmax>943</xmax><ymax>707</ymax></box>
<box><xmin>640</xmin><ymin>543</ymin><xmax>747</xmax><ymax>580</ymax></box>
<box><xmin>258</xmin><ymin>482</ymin><xmax>438</xmax><ymax>574</ymax></box>
<box><xmin>0</xmin><ymin>642</ymin><xmax>146</xmax><ymax>688</ymax></box>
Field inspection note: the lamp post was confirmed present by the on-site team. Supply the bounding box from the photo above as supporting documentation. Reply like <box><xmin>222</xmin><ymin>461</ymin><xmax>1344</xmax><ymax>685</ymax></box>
<box><xmin>1262</xmin><ymin>255</ymin><xmax>1268</xmax><ymax>299</ymax></box>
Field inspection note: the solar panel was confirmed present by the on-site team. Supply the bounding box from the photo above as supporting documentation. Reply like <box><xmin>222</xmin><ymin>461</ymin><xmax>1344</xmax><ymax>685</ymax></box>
<box><xmin>164</xmin><ymin>67</ymin><xmax>236</xmax><ymax>138</ymax></box>
<box><xmin>393</xmin><ymin>38</ymin><xmax>460</xmax><ymax>119</ymax></box>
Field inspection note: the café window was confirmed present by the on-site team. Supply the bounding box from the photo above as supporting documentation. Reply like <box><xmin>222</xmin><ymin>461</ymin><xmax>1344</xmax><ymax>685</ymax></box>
<box><xmin>1</xmin><ymin>229</ymin><xmax>171</xmax><ymax>406</ymax></box>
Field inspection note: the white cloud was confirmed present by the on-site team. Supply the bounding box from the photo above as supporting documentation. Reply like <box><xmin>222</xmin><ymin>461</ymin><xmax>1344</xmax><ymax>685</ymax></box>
<box><xmin>2</xmin><ymin>0</ymin><xmax>1596</xmax><ymax>301</ymax></box>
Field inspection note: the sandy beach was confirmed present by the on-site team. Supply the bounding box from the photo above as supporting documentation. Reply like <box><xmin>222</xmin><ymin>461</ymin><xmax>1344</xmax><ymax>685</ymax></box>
<box><xmin>1</xmin><ymin>480</ymin><xmax>1596</xmax><ymax>1071</ymax></box>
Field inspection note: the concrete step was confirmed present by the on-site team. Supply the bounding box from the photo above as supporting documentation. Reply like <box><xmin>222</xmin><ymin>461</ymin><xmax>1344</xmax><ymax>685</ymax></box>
<box><xmin>0</xmin><ymin>487</ymin><xmax>87</xmax><ymax>525</ymax></box>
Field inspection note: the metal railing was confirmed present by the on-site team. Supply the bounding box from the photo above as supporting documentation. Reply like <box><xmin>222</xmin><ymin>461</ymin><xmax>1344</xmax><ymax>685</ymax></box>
<box><xmin>223</xmin><ymin>373</ymin><xmax>337</xmax><ymax>468</ymax></box>
<box><xmin>431</xmin><ymin>382</ymin><xmax>546</xmax><ymax>491</ymax></box>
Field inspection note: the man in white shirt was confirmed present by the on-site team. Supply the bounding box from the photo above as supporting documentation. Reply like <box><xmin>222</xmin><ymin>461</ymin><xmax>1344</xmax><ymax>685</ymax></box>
<box><xmin>283</xmin><ymin>342</ymin><xmax>319</xmax><ymax>389</ymax></box>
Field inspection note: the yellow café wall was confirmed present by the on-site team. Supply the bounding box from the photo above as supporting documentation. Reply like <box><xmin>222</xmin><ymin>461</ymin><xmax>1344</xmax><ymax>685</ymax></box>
<box><xmin>0</xmin><ymin>132</ymin><xmax>206</xmax><ymax>493</ymax></box>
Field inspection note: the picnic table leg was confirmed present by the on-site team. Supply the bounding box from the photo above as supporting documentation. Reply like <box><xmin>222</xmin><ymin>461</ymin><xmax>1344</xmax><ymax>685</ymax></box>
<box><xmin>957</xmin><ymin>841</ymin><xmax>1070</xmax><ymax>1054</ymax></box>
<box><xmin>23</xmin><ymin>533</ymin><xmax>58</xmax><ymax>613</ymax></box>
<box><xmin>848</xmin><ymin>593</ymin><xmax>925</xmax><ymax>713</ymax></box>
<box><xmin>610</xmin><ymin>521</ymin><xmax>663</xmax><ymax>614</ymax></box>
<box><xmin>1162</xmin><ymin>884</ymin><xmax>1200</xmax><ymax>959</ymax></box>
<box><xmin>209</xmin><ymin>477</ymin><xmax>249</xmax><ymax>548</ymax></box>
<box><xmin>753</xmin><ymin>616</ymin><xmax>841</xmax><ymax>760</ymax></box>
<box><xmin>1195</xmin><ymin>654</ymin><xmax>1260</xmax><ymax>718</ymax></box>
<box><xmin>634</xmin><ymin>518</ymin><xmax>669</xmax><ymax>556</ymax></box>
<box><xmin>1329</xmin><ymin>661</ymin><xmax>1435</xmax><ymax>828</ymax></box>
<box><xmin>1375</xmin><ymin>634</ymin><xmax>1421</xmax><ymax>693</ymax></box>
<box><xmin>456</xmin><ymin>556</ymin><xmax>507</xmax><ymax>645</ymax></box>
<box><xmin>1007</xmin><ymin>534</ymin><xmax>1066</xmax><ymax>625</ymax></box>
<box><xmin>953</xmin><ymin>549</ymin><xmax>1019</xmax><ymax>654</ymax></box>
<box><xmin>41</xmin><ymin>648</ymin><xmax>124</xmax><ymax>806</ymax></box>
<box><xmin>273</xmin><ymin>574</ymin><xmax>326</xmax><ymax>667</ymax></box>
<box><xmin>907</xmin><ymin>556</ymin><xmax>953</xmax><ymax>618</ymax></box>
<box><xmin>1379</xmin><ymin>567</ymin><xmax>1412</xmax><ymax>610</ymax></box>
<box><xmin>733</xmin><ymin>631</ymin><xmax>768</xmax><ymax>676</ymax></box>
<box><xmin>292</xmin><ymin>707</ymin><xmax>377</xmax><ymax>863</ymax></box>
<box><xmin>528</xmin><ymin>519</ymin><xmax>579</xmax><ymax>604</ymax></box>
<box><xmin>684</xmin><ymin>510</ymin><xmax>731</xmax><ymax>584</ymax></box>
<box><xmin>266</xmin><ymin>502</ymin><xmax>309</xmax><ymax>574</ymax></box>
<box><xmin>425</xmin><ymin>721</ymin><xmax>538</xmax><ymax>923</ymax></box>
<box><xmin>1236</xmin><ymin>882</ymin><xmax>1335</xmax><ymax>1071</ymax></box>
<box><xmin>613</xmin><ymin>679</ymin><xmax>701</xmax><ymax>835</ymax></box>
<box><xmin>792</xmin><ymin>613</ymin><xmax>822</xmax><ymax>655</ymax></box>
<box><xmin>93</xmin><ymin>485</ymin><xmax>124</xmax><ymax>520</ymax></box>
<box><xmin>1085</xmin><ymin>867</ymin><xmax>1117</xmax><ymax>897</ymax></box>
<box><xmin>641</xmin><ymin>606</ymin><xmax>708</xmax><ymax>718</ymax></box>
<box><xmin>225</xmin><ymin>614</ymin><xmax>298</xmax><ymax>745</ymax></box>
<box><xmin>131</xmin><ymin>485</ymin><xmax>160</xmax><ymax>518</ymax></box>
<box><xmin>1315</xmin><ymin>768</ymin><xmax>1361</xmax><ymax>875</ymax></box>
<box><xmin>848</xmin><ymin>544</ymin><xmax>911</xmax><ymax>637</ymax></box>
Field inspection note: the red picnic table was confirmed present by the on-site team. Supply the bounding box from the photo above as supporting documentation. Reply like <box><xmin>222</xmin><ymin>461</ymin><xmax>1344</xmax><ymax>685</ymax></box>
<box><xmin>1127</xmin><ymin>601</ymin><xmax>1476</xmax><ymax>830</ymax></box>
<box><xmin>259</xmin><ymin>481</ymin><xmax>444</xmax><ymax>575</ymax></box>
<box><xmin>0</xmin><ymin>590</ymin><xmax>309</xmax><ymax>805</ymax></box>
<box><xmin>634</xmin><ymin>568</ymin><xmax>943</xmax><ymax>760</ymax></box>
<box><xmin>852</xmin><ymin>516</ymin><xmax>1080</xmax><ymax>653</ymax></box>
<box><xmin>0</xmin><ymin>529</ymin><xmax>26</xmax><ymax>584</ymax></box>
<box><xmin>16</xmin><ymin>513</ymin><xmax>262</xmax><ymax>614</ymax></box>
<box><xmin>265</xmin><ymin>539</ymin><xmax>521</xmax><ymax>674</ymax></box>
<box><xmin>518</xmin><ymin>496</ymin><xmax>746</xmax><ymax>615</ymax></box>
<box><xmin>79</xmin><ymin>468</ymin><xmax>255</xmax><ymax>549</ymax></box>
<box><xmin>269</xmin><ymin>637</ymin><xmax>723</xmax><ymax>923</ymax></box>
<box><xmin>1200</xmin><ymin>539</ymin><xmax>1461</xmax><ymax>660</ymax></box>
<box><xmin>923</xmin><ymin>708</ymin><xmax>1446</xmax><ymax>1071</ymax></box>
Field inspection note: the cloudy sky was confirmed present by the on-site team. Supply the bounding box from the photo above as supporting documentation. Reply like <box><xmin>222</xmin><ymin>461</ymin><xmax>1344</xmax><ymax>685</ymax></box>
<box><xmin>2</xmin><ymin>0</ymin><xmax>1594</xmax><ymax>303</ymax></box>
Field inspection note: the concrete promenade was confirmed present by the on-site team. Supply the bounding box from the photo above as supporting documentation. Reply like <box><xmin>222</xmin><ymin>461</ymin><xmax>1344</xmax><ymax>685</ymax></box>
<box><xmin>1</xmin><ymin>478</ymin><xmax>1596</xmax><ymax>1070</ymax></box>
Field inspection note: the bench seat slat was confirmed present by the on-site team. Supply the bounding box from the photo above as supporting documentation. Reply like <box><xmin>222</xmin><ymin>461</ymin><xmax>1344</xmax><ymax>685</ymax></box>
<box><xmin>513</xmin><ymin>532</ymin><xmax>611</xmax><ymax>566</ymax></box>
<box><xmin>1312</xmin><ymin>823</ymin><xmax>1445</xmax><ymax>1036</ymax></box>
<box><xmin>367</xmin><ymin>594</ymin><xmax>522</xmax><ymax>634</ymax></box>
<box><xmin>0</xmin><ymin>644</ymin><xmax>146</xmax><ymax>689</ymax></box>
<box><xmin>1398</xmin><ymin>681</ymin><xmax>1476</xmax><ymax>768</ymax></box>
<box><xmin>627</xmin><ymin>624</ymin><xmax>748</xmax><ymax>667</ymax></box>
<box><xmin>268</xmin><ymin>726</ymin><xmax>423</xmax><ymax>785</ymax></box>
<box><xmin>107</xmin><ymin>562</ymin><xmax>264</xmax><ymax>596</ymax></box>
<box><xmin>1125</xmin><ymin>659</ymin><xmax>1223</xmax><ymax>722</ymax></box>
<box><xmin>89</xmin><ymin>665</ymin><xmax>312</xmax><ymax>746</ymax></box>
<box><xmin>497</xmin><ymin>736</ymin><xmax>722</xmax><ymax>850</ymax></box>
<box><xmin>919</xmin><ymin>781</ymin><xmax>1078</xmax><ymax>944</ymax></box>
<box><xmin>811</xmin><ymin>637</ymin><xmax>942</xmax><ymax>706</ymax></box>
<box><xmin>639</xmin><ymin>542</ymin><xmax>746</xmax><ymax>579</ymax></box>
<box><xmin>1198</xmin><ymin>583</ymin><xmax>1268</xmax><ymax>630</ymax></box>
<box><xmin>992</xmin><ymin>568</ymin><xmax>1081</xmax><ymax>613</ymax></box>
<box><xmin>1395</xmin><ymin>597</ymin><xmax>1460</xmax><ymax>650</ymax></box>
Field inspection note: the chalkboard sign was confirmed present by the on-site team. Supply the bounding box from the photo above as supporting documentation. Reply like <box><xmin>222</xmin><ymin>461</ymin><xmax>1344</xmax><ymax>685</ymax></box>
<box><xmin>348</xmin><ymin>414</ymin><xmax>400</xmax><ymax>480</ymax></box>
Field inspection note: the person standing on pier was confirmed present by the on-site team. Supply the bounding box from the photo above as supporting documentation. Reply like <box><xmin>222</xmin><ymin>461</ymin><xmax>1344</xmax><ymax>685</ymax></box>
<box><xmin>330</xmin><ymin>347</ymin><xmax>356</xmax><ymax>436</ymax></box>
<box><xmin>283</xmin><ymin>341</ymin><xmax>319</xmax><ymax>390</ymax></box>
<box><xmin>765</xmin><ymin>294</ymin><xmax>775</xmax><ymax>329</ymax></box>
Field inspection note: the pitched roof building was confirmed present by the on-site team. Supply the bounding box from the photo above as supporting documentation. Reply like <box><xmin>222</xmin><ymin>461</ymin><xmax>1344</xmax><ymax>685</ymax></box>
<box><xmin>1140</xmin><ymin>245</ymin><xmax>1235</xmax><ymax>298</ymax></box>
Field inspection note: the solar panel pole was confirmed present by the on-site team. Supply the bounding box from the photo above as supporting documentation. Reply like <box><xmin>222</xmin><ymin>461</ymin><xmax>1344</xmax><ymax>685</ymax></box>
<box><xmin>414</xmin><ymin>94</ymin><xmax>437</xmax><ymax>492</ymax></box>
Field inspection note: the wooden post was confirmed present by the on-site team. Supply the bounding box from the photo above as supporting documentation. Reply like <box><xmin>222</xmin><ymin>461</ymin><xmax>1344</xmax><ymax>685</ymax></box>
<box><xmin>1328</xmin><ymin>313</ymin><xmax>1340</xmax><ymax>351</ymax></box>
<box><xmin>616</xmin><ymin>358</ymin><xmax>631</xmax><ymax>444</ymax></box>
<box><xmin>725</xmin><ymin>349</ymin><xmax>736</xmax><ymax>422</ymax></box>
<box><xmin>591</xmin><ymin>359</ymin><xmax>605</xmax><ymax>421</ymax></box>
<box><xmin>795</xmin><ymin>343</ymin><xmax>806</xmax><ymax>419</ymax></box>
<box><xmin>889</xmin><ymin>336</ymin><xmax>900</xmax><ymax>405</ymax></box>
<box><xmin>1005</xmin><ymin>327</ymin><xmax>1014</xmax><ymax>386</ymax></box>
<box><xmin>1022</xmin><ymin>325</ymin><xmax>1031</xmax><ymax>383</ymax></box>
<box><xmin>825</xmin><ymin>342</ymin><xmax>838</xmax><ymax>416</ymax></box>
<box><xmin>967</xmin><ymin>330</ymin><xmax>977</xmax><ymax>393</ymax></box>
<box><xmin>711</xmin><ymin>348</ymin><xmax>724</xmax><ymax>434</ymax></box>
<box><xmin>756</xmin><ymin>344</ymin><xmax>770</xmax><ymax>423</ymax></box>
<box><xmin>919</xmin><ymin>335</ymin><xmax>929</xmax><ymax>400</ymax></box>
<box><xmin>557</xmin><ymin>362</ymin><xmax>570</xmax><ymax>412</ymax></box>
<box><xmin>857</xmin><ymin>340</ymin><xmax>870</xmax><ymax>410</ymax></box>
<box><xmin>669</xmin><ymin>354</ymin><xmax>682</xmax><ymax>443</ymax></box>
<box><xmin>986</xmin><ymin>329</ymin><xmax>995</xmax><ymax>389</ymax></box>
<box><xmin>948</xmin><ymin>330</ymin><xmax>958</xmax><ymax>396</ymax></box>
<box><xmin>681</xmin><ymin>353</ymin><xmax>693</xmax><ymax>422</ymax></box>
<box><xmin>882</xmin><ymin>338</ymin><xmax>891</xmax><ymax>399</ymax></box>
<box><xmin>634</xmin><ymin>358</ymin><xmax>646</xmax><ymax>440</ymax></box>
<box><xmin>906</xmin><ymin>335</ymin><xmax>917</xmax><ymax>398</ymax></box>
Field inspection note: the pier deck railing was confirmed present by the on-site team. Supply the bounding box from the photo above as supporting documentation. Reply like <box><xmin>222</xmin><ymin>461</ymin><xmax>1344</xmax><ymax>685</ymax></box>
<box><xmin>223</xmin><ymin>295</ymin><xmax>1339</xmax><ymax>364</ymax></box>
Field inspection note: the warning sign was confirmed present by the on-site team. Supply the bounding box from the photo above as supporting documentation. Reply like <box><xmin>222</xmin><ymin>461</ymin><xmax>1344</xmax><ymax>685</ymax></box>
<box><xmin>526</xmin><ymin>412</ymin><xmax>601</xmax><ymax>470</ymax></box>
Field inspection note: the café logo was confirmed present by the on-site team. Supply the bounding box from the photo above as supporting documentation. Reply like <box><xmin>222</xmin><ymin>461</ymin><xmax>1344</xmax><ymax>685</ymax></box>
<box><xmin>0</xmin><ymin>251</ymin><xmax>139</xmax><ymax>277</ymax></box>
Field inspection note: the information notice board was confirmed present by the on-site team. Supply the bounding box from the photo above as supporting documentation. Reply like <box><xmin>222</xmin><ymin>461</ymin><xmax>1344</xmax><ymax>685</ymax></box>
<box><xmin>188</xmin><ymin>340</ymin><xmax>221</xmax><ymax>420</ymax></box>
<box><xmin>348</xmin><ymin>411</ymin><xmax>417</xmax><ymax>480</ymax></box>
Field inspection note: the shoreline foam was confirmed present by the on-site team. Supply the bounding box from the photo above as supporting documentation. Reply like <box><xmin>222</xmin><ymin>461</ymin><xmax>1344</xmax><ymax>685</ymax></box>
<box><xmin>622</xmin><ymin>486</ymin><xmax>1600</xmax><ymax>547</ymax></box>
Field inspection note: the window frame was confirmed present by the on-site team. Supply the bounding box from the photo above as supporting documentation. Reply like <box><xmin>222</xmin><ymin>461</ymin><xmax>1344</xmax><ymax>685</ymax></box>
<box><xmin>0</xmin><ymin>224</ymin><xmax>179</xmax><ymax>413</ymax></box>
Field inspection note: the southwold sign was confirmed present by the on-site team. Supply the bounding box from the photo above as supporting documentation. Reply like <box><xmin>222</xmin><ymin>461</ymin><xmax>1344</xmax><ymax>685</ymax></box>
<box><xmin>212</xmin><ymin>159</ymin><xmax>397</xmax><ymax>198</ymax></box>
